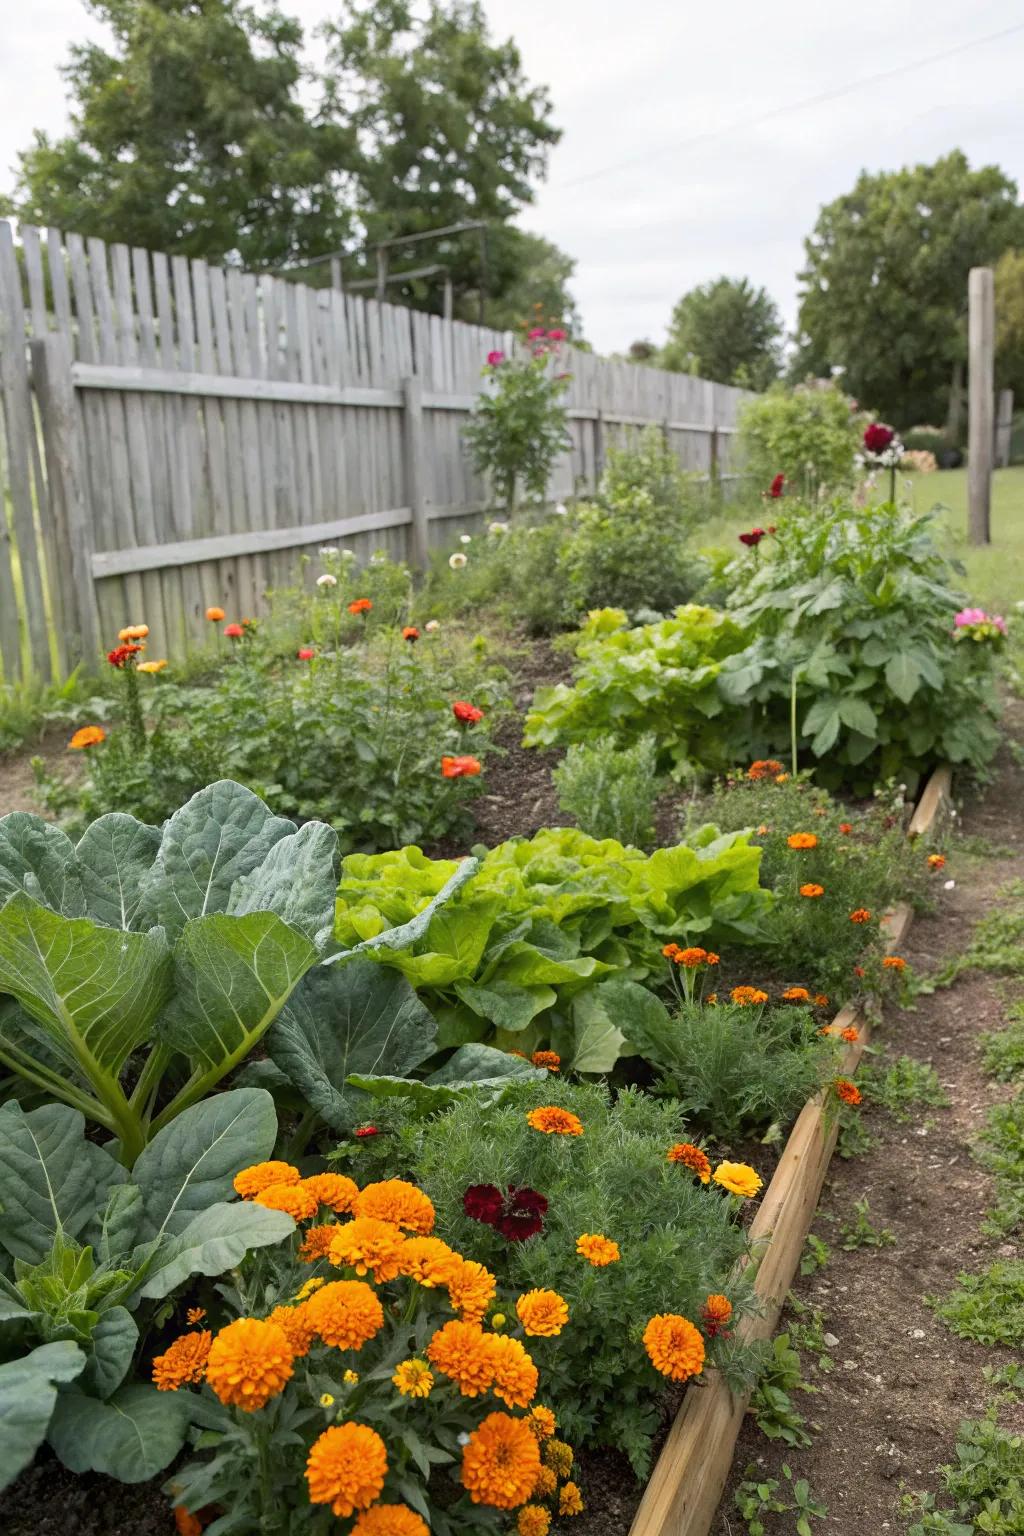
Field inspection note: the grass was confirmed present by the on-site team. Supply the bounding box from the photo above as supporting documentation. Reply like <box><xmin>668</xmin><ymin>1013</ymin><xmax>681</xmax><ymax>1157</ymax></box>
<box><xmin>918</xmin><ymin>465</ymin><xmax>1024</xmax><ymax>616</ymax></box>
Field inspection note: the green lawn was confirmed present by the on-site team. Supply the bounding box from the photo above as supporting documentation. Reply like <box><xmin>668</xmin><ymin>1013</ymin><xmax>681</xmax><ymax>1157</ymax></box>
<box><xmin>914</xmin><ymin>466</ymin><xmax>1024</xmax><ymax>617</ymax></box>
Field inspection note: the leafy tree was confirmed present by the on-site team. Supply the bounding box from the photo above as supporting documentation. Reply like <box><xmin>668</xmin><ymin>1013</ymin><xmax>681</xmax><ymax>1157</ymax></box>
<box><xmin>660</xmin><ymin>276</ymin><xmax>783</xmax><ymax>389</ymax></box>
<box><xmin>794</xmin><ymin>152</ymin><xmax>1024</xmax><ymax>429</ymax></box>
<box><xmin>480</xmin><ymin>228</ymin><xmax>581</xmax><ymax>336</ymax></box>
<box><xmin>7</xmin><ymin>0</ymin><xmax>353</xmax><ymax>269</ymax></box>
<box><xmin>995</xmin><ymin>247</ymin><xmax>1024</xmax><ymax>398</ymax></box>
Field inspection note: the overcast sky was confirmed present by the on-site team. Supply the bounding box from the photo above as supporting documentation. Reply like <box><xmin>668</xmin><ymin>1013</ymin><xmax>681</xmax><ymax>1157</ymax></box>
<box><xmin>4</xmin><ymin>0</ymin><xmax>1024</xmax><ymax>353</ymax></box>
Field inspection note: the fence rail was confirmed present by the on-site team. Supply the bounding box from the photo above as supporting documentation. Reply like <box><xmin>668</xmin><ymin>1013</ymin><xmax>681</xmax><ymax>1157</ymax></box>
<box><xmin>0</xmin><ymin>219</ymin><xmax>752</xmax><ymax>680</ymax></box>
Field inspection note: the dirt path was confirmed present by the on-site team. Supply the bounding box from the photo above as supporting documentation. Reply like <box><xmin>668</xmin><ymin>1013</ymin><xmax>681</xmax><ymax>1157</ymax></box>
<box><xmin>713</xmin><ymin>707</ymin><xmax>1024</xmax><ymax>1534</ymax></box>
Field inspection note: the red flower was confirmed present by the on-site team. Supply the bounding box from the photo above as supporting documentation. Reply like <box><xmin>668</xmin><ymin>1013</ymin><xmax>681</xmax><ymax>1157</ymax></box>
<box><xmin>486</xmin><ymin>350</ymin><xmax>505</xmax><ymax>367</ymax></box>
<box><xmin>348</xmin><ymin>598</ymin><xmax>373</xmax><ymax>616</ymax></box>
<box><xmin>453</xmin><ymin>701</ymin><xmax>484</xmax><ymax>725</ymax></box>
<box><xmin>297</xmin><ymin>647</ymin><xmax>315</xmax><ymax>660</ymax></box>
<box><xmin>464</xmin><ymin>1184</ymin><xmax>505</xmax><ymax>1225</ymax></box>
<box><xmin>768</xmin><ymin>474</ymin><xmax>785</xmax><ymax>499</ymax></box>
<box><xmin>354</xmin><ymin>1126</ymin><xmax>379</xmax><ymax>1139</ymax></box>
<box><xmin>547</xmin><ymin>328</ymin><xmax>567</xmax><ymax>342</ymax></box>
<box><xmin>106</xmin><ymin>643</ymin><xmax>143</xmax><ymax>668</ymax></box>
<box><xmin>402</xmin><ymin>627</ymin><xmax>420</xmax><ymax>643</ymax></box>
<box><xmin>738</xmin><ymin>528</ymin><xmax>766</xmax><ymax>548</ymax></box>
<box><xmin>863</xmin><ymin>422</ymin><xmax>894</xmax><ymax>454</ymax></box>
<box><xmin>496</xmin><ymin>1188</ymin><xmax>548</xmax><ymax>1242</ymax></box>
<box><xmin>223</xmin><ymin>623</ymin><xmax>244</xmax><ymax>639</ymax></box>
<box><xmin>441</xmin><ymin>755</ymin><xmax>481</xmax><ymax>779</ymax></box>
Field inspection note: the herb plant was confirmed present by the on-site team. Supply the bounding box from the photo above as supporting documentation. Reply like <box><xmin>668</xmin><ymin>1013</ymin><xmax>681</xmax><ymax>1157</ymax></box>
<box><xmin>552</xmin><ymin>735</ymin><xmax>661</xmax><ymax>848</ymax></box>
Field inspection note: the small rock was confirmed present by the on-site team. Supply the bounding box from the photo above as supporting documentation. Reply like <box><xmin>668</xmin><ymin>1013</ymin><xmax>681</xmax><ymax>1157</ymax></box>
<box><xmin>823</xmin><ymin>1332</ymin><xmax>840</xmax><ymax>1347</ymax></box>
<box><xmin>911</xmin><ymin>1328</ymin><xmax>926</xmax><ymax>1339</ymax></box>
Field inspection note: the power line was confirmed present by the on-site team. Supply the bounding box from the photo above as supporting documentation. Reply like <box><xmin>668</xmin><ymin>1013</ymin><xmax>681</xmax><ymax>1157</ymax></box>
<box><xmin>555</xmin><ymin>20</ymin><xmax>1024</xmax><ymax>192</ymax></box>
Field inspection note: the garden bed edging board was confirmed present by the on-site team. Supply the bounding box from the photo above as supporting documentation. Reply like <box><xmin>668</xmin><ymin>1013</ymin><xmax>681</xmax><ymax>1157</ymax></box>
<box><xmin>628</xmin><ymin>763</ymin><xmax>953</xmax><ymax>1536</ymax></box>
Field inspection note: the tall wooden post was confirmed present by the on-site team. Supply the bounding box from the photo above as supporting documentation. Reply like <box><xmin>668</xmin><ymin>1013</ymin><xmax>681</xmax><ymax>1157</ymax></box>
<box><xmin>402</xmin><ymin>375</ymin><xmax>429</xmax><ymax>571</ymax></box>
<box><xmin>968</xmin><ymin>266</ymin><xmax>994</xmax><ymax>546</ymax></box>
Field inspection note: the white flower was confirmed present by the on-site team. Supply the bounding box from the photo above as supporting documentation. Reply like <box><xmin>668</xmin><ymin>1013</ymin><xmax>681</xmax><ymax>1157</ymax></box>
<box><xmin>316</xmin><ymin>573</ymin><xmax>338</xmax><ymax>588</ymax></box>
<box><xmin>944</xmin><ymin>879</ymin><xmax>955</xmax><ymax>890</ymax></box>
<box><xmin>488</xmin><ymin>521</ymin><xmax>509</xmax><ymax>535</ymax></box>
<box><xmin>319</xmin><ymin>546</ymin><xmax>339</xmax><ymax>557</ymax></box>
<box><xmin>449</xmin><ymin>552</ymin><xmax>468</xmax><ymax>570</ymax></box>
<box><xmin>340</xmin><ymin>549</ymin><xmax>357</xmax><ymax>561</ymax></box>
<box><xmin>425</xmin><ymin>619</ymin><xmax>441</xmax><ymax>632</ymax></box>
<box><xmin>457</xmin><ymin>1432</ymin><xmax>470</xmax><ymax>1447</ymax></box>
<box><xmin>553</xmin><ymin>502</ymin><xmax>568</xmax><ymax>516</ymax></box>
<box><xmin>370</xmin><ymin>551</ymin><xmax>386</xmax><ymax>565</ymax></box>
<box><xmin>459</xmin><ymin>533</ymin><xmax>472</xmax><ymax>545</ymax></box>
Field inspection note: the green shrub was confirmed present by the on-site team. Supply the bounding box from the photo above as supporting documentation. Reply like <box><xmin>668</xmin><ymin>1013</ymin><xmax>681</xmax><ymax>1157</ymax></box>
<box><xmin>420</xmin><ymin>516</ymin><xmax>573</xmax><ymax>636</ymax></box>
<box><xmin>737</xmin><ymin>381</ymin><xmax>862</xmax><ymax>498</ymax></box>
<box><xmin>553</xmin><ymin>735</ymin><xmax>661</xmax><ymax>847</ymax></box>
<box><xmin>931</xmin><ymin>1261</ymin><xmax>1024</xmax><ymax>1348</ymax></box>
<box><xmin>463</xmin><ymin>331</ymin><xmax>571</xmax><ymax>513</ymax></box>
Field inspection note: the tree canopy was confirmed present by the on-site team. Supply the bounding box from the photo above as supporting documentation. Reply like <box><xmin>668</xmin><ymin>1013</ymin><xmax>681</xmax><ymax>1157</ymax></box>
<box><xmin>995</xmin><ymin>247</ymin><xmax>1024</xmax><ymax>400</ymax></box>
<box><xmin>659</xmin><ymin>276</ymin><xmax>783</xmax><ymax>390</ymax></box>
<box><xmin>793</xmin><ymin>151</ymin><xmax>1024</xmax><ymax>428</ymax></box>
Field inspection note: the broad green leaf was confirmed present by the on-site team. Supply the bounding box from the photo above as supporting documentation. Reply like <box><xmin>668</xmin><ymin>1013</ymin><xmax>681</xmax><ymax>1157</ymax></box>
<box><xmin>885</xmin><ymin>651</ymin><xmax>923</xmax><ymax>704</ymax></box>
<box><xmin>0</xmin><ymin>893</ymin><xmax>172</xmax><ymax>1079</ymax></box>
<box><xmin>428</xmin><ymin>1043</ymin><xmax>546</xmax><ymax>1086</ymax></box>
<box><xmin>836</xmin><ymin>695</ymin><xmax>878</xmax><ymax>737</ymax></box>
<box><xmin>47</xmin><ymin>1383</ymin><xmax>189</xmax><ymax>1483</ymax></box>
<box><xmin>366</xmin><ymin>899</ymin><xmax>500</xmax><ymax>988</ymax></box>
<box><xmin>349</xmin><ymin>1047</ymin><xmax>543</xmax><ymax>1115</ymax></box>
<box><xmin>79</xmin><ymin>1307</ymin><xmax>138</xmax><ymax>1399</ymax></box>
<box><xmin>87</xmin><ymin>1184</ymin><xmax>144</xmax><ymax>1265</ymax></box>
<box><xmin>343</xmin><ymin>856</ymin><xmax>481</xmax><ymax>959</ymax></box>
<box><xmin>75</xmin><ymin>814</ymin><xmax>161</xmax><ymax>930</ymax></box>
<box><xmin>568</xmin><ymin>978</ymin><xmax>658</xmax><ymax>1072</ymax></box>
<box><xmin>227</xmin><ymin>820</ymin><xmax>339</xmax><ymax>948</ymax></box>
<box><xmin>132</xmin><ymin>1088</ymin><xmax>278</xmax><ymax>1240</ymax></box>
<box><xmin>453</xmin><ymin>979</ymin><xmax>556</xmax><ymax>1032</ymax></box>
<box><xmin>157</xmin><ymin>912</ymin><xmax>318</xmax><ymax>1073</ymax></box>
<box><xmin>136</xmin><ymin>1201</ymin><xmax>293</xmax><ymax>1300</ymax></box>
<box><xmin>138</xmin><ymin>781</ymin><xmax>295</xmax><ymax>941</ymax></box>
<box><xmin>0</xmin><ymin>1340</ymin><xmax>86</xmax><ymax>1491</ymax></box>
<box><xmin>0</xmin><ymin>1102</ymin><xmax>126</xmax><ymax>1263</ymax></box>
<box><xmin>267</xmin><ymin>958</ymin><xmax>437</xmax><ymax>1130</ymax></box>
<box><xmin>0</xmin><ymin>814</ymin><xmax>85</xmax><ymax>917</ymax></box>
<box><xmin>0</xmin><ymin>1295</ymin><xmax>38</xmax><ymax>1324</ymax></box>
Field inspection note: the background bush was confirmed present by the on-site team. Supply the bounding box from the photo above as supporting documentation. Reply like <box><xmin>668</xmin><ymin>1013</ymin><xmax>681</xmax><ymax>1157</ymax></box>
<box><xmin>737</xmin><ymin>382</ymin><xmax>862</xmax><ymax>498</ymax></box>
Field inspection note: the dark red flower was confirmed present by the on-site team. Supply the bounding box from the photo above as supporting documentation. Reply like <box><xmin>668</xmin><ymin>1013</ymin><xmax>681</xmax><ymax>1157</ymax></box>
<box><xmin>453</xmin><ymin>700</ymin><xmax>484</xmax><ymax>725</ymax></box>
<box><xmin>464</xmin><ymin>1184</ymin><xmax>505</xmax><ymax>1225</ymax></box>
<box><xmin>354</xmin><ymin>1125</ymin><xmax>379</xmax><ymax>1138</ymax></box>
<box><xmin>768</xmin><ymin>473</ymin><xmax>785</xmax><ymax>499</ymax></box>
<box><xmin>738</xmin><ymin>528</ymin><xmax>766</xmax><ymax>548</ymax></box>
<box><xmin>495</xmin><ymin>1187</ymin><xmax>548</xmax><ymax>1242</ymax></box>
<box><xmin>106</xmin><ymin>643</ymin><xmax>143</xmax><ymax>668</ymax></box>
<box><xmin>863</xmin><ymin>422</ymin><xmax>894</xmax><ymax>454</ymax></box>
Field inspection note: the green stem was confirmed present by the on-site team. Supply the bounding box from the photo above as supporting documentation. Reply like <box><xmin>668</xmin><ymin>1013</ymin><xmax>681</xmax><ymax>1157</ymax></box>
<box><xmin>790</xmin><ymin>669</ymin><xmax>800</xmax><ymax>778</ymax></box>
<box><xmin>284</xmin><ymin>1107</ymin><xmax>318</xmax><ymax>1162</ymax></box>
<box><xmin>128</xmin><ymin>1040</ymin><xmax>172</xmax><ymax>1120</ymax></box>
<box><xmin>0</xmin><ymin>1043</ymin><xmax>113</xmax><ymax>1125</ymax></box>
<box><xmin>889</xmin><ymin>464</ymin><xmax>897</xmax><ymax>504</ymax></box>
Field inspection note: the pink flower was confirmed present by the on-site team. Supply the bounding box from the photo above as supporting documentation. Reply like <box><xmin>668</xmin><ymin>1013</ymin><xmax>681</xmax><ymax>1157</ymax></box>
<box><xmin>527</xmin><ymin>327</ymin><xmax>546</xmax><ymax>340</ymax></box>
<box><xmin>954</xmin><ymin>607</ymin><xmax>986</xmax><ymax>628</ymax></box>
<box><xmin>547</xmin><ymin>328</ymin><xmax>567</xmax><ymax>342</ymax></box>
<box><xmin>297</xmin><ymin>647</ymin><xmax>315</xmax><ymax>660</ymax></box>
<box><xmin>486</xmin><ymin>350</ymin><xmax>505</xmax><ymax>367</ymax></box>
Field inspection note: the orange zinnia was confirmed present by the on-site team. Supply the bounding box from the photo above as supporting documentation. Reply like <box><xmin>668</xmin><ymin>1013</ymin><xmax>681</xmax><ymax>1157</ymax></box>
<box><xmin>68</xmin><ymin>725</ymin><xmax>106</xmax><ymax>750</ymax></box>
<box><xmin>834</xmin><ymin>1077</ymin><xmax>861</xmax><ymax>1105</ymax></box>
<box><xmin>799</xmin><ymin>883</ymin><xmax>825</xmax><ymax>899</ymax></box>
<box><xmin>666</xmin><ymin>1143</ymin><xmax>711</xmax><ymax>1183</ymax></box>
<box><xmin>441</xmin><ymin>754</ymin><xmax>482</xmax><ymax>778</ymax></box>
<box><xmin>787</xmin><ymin>832</ymin><xmax>818</xmax><ymax>849</ymax></box>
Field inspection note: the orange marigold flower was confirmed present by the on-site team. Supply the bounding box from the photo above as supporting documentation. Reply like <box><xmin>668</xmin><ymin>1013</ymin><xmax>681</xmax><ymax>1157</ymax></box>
<box><xmin>731</xmin><ymin>985</ymin><xmax>768</xmax><ymax>1006</ymax></box>
<box><xmin>814</xmin><ymin>993</ymin><xmax>830</xmax><ymax>1007</ymax></box>
<box><xmin>152</xmin><ymin>1330</ymin><xmax>211</xmax><ymax>1390</ymax></box>
<box><xmin>849</xmin><ymin>908</ymin><xmax>871</xmax><ymax>924</ymax></box>
<box><xmin>706</xmin><ymin>952</ymin><xmax>720</xmax><ymax>966</ymax></box>
<box><xmin>643</xmin><ymin>1313</ymin><xmax>706</xmax><ymax>1382</ymax></box>
<box><xmin>441</xmin><ymin>753</ymin><xmax>483</xmax><ymax>778</ymax></box>
<box><xmin>516</xmin><ymin>1289</ymin><xmax>569</xmax><ymax>1337</ymax></box>
<box><xmin>838</xmin><ymin>821</ymin><xmax>853</xmax><ymax>834</ymax></box>
<box><xmin>461</xmin><ymin>1411</ymin><xmax>542</xmax><ymax>1509</ymax></box>
<box><xmin>447</xmin><ymin>1258</ymin><xmax>498</xmax><ymax>1322</ymax></box>
<box><xmin>205</xmin><ymin>1318</ymin><xmax>294</xmax><ymax>1411</ymax></box>
<box><xmin>402</xmin><ymin>626</ymin><xmax>420</xmax><ymax>642</ymax></box>
<box><xmin>674</xmin><ymin>946</ymin><xmax>708</xmax><ymax>968</ymax></box>
<box><xmin>517</xmin><ymin>1505</ymin><xmax>551</xmax><ymax>1536</ymax></box>
<box><xmin>266</xmin><ymin>1303</ymin><xmax>317</xmax><ymax>1357</ymax></box>
<box><xmin>306</xmin><ymin>1423</ymin><xmax>387</xmax><ymax>1518</ymax></box>
<box><xmin>713</xmin><ymin>1161</ymin><xmax>763</xmax><ymax>1198</ymax></box>
<box><xmin>329</xmin><ymin>1217</ymin><xmax>406</xmax><ymax>1281</ymax></box>
<box><xmin>667</xmin><ymin>1142</ymin><xmax>712</xmax><ymax>1183</ymax></box>
<box><xmin>928</xmin><ymin>853</ymin><xmax>946</xmax><ymax>870</ymax></box>
<box><xmin>427</xmin><ymin>1319</ymin><xmax>499</xmax><ymax>1397</ymax></box>
<box><xmin>491</xmin><ymin>1334</ymin><xmax>538</xmax><ymax>1408</ymax></box>
<box><xmin>351</xmin><ymin>1506</ymin><xmax>429</xmax><ymax>1536</ymax></box>
<box><xmin>883</xmin><ymin>955</ymin><xmax>907</xmax><ymax>971</ymax></box>
<box><xmin>528</xmin><ymin>1405</ymin><xmax>557</xmax><ymax>1439</ymax></box>
<box><xmin>787</xmin><ymin>832</ymin><xmax>818</xmax><ymax>849</ymax></box>
<box><xmin>757</xmin><ymin>823</ymin><xmax>769</xmax><ymax>835</ymax></box>
<box><xmin>305</xmin><ymin>1280</ymin><xmax>384</xmax><ymax>1351</ymax></box>
<box><xmin>707</xmin><ymin>992</ymin><xmax>718</xmax><ymax>1004</ymax></box>
<box><xmin>348</xmin><ymin>597</ymin><xmax>373</xmax><ymax>615</ymax></box>
<box><xmin>799</xmin><ymin>883</ymin><xmax>825</xmax><ymax>899</ymax></box>
<box><xmin>840</xmin><ymin>1026</ymin><xmax>860</xmax><ymax>1043</ymax></box>
<box><xmin>526</xmin><ymin>1106</ymin><xmax>583</xmax><ymax>1137</ymax></box>
<box><xmin>559</xmin><ymin>1482</ymin><xmax>585</xmax><ymax>1517</ymax></box>
<box><xmin>233</xmin><ymin>1161</ymin><xmax>302</xmax><ymax>1199</ymax></box>
<box><xmin>186</xmin><ymin>1307</ymin><xmax>206</xmax><ymax>1325</ymax></box>
<box><xmin>397</xmin><ymin>1235</ymin><xmax>460</xmax><ymax>1288</ymax></box>
<box><xmin>701</xmin><ymin>1294</ymin><xmax>733</xmax><ymax>1336</ymax></box>
<box><xmin>303</xmin><ymin>1173</ymin><xmax>359</xmax><ymax>1214</ymax></box>
<box><xmin>531</xmin><ymin>1050</ymin><xmax>561</xmax><ymax>1072</ymax></box>
<box><xmin>255</xmin><ymin>1181</ymin><xmax>320</xmax><ymax>1221</ymax></box>
<box><xmin>782</xmin><ymin>986</ymin><xmax>810</xmax><ymax>1002</ymax></box>
<box><xmin>174</xmin><ymin>1507</ymin><xmax>202</xmax><ymax>1536</ymax></box>
<box><xmin>206</xmin><ymin>606</ymin><xmax>225</xmax><ymax>622</ymax></box>
<box><xmin>295</xmin><ymin>1276</ymin><xmax>326</xmax><ymax>1300</ymax></box>
<box><xmin>662</xmin><ymin>942</ymin><xmax>682</xmax><ymax>960</ymax></box>
<box><xmin>835</xmin><ymin>1077</ymin><xmax>862</xmax><ymax>1106</ymax></box>
<box><xmin>299</xmin><ymin>1224</ymin><xmax>340</xmax><ymax>1263</ymax></box>
<box><xmin>68</xmin><ymin>725</ymin><xmax>106</xmax><ymax>750</ymax></box>
<box><xmin>118</xmin><ymin>624</ymin><xmax>149</xmax><ymax>641</ymax></box>
<box><xmin>575</xmin><ymin>1233</ymin><xmax>620</xmax><ymax>1266</ymax></box>
<box><xmin>392</xmin><ymin>1358</ymin><xmax>434</xmax><ymax>1398</ymax></box>
<box><xmin>543</xmin><ymin>1440</ymin><xmax>574</xmax><ymax>1477</ymax></box>
<box><xmin>534</xmin><ymin>1466</ymin><xmax>557</xmax><ymax>1499</ymax></box>
<box><xmin>748</xmin><ymin>759</ymin><xmax>783</xmax><ymax>780</ymax></box>
<box><xmin>354</xmin><ymin>1179</ymin><xmax>435</xmax><ymax>1235</ymax></box>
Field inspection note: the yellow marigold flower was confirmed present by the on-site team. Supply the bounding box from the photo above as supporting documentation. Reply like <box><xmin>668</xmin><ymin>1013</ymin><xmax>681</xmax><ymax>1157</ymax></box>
<box><xmin>559</xmin><ymin>1481</ymin><xmax>584</xmax><ymax>1516</ymax></box>
<box><xmin>531</xmin><ymin>1050</ymin><xmax>561</xmax><ymax>1072</ymax></box>
<box><xmin>461</xmin><ymin>1411</ymin><xmax>542</xmax><ymax>1509</ymax></box>
<box><xmin>206</xmin><ymin>606</ymin><xmax>225</xmax><ymax>622</ymax></box>
<box><xmin>643</xmin><ymin>1313</ymin><xmax>706</xmax><ymax>1382</ymax></box>
<box><xmin>533</xmin><ymin>1466</ymin><xmax>557</xmax><ymax>1497</ymax></box>
<box><xmin>447</xmin><ymin>1258</ymin><xmax>498</xmax><ymax>1322</ymax></box>
<box><xmin>782</xmin><ymin>986</ymin><xmax>810</xmax><ymax>1002</ymax></box>
<box><xmin>849</xmin><ymin>908</ymin><xmax>871</xmax><ymax>924</ymax></box>
<box><xmin>266</xmin><ymin>1302</ymin><xmax>317</xmax><ymax>1357</ymax></box>
<box><xmin>320</xmin><ymin>1392</ymin><xmax>335</xmax><ymax>1407</ymax></box>
<box><xmin>730</xmin><ymin>985</ymin><xmax>768</xmax><ymax>1006</ymax></box>
<box><xmin>299</xmin><ymin>1224</ymin><xmax>340</xmax><ymax>1263</ymax></box>
<box><xmin>713</xmin><ymin>1161</ymin><xmax>763</xmax><ymax>1199</ymax></box>
<box><xmin>233</xmin><ymin>1161</ymin><xmax>301</xmax><ymax>1199</ymax></box>
<box><xmin>396</xmin><ymin>1235</ymin><xmax>460</xmax><ymax>1288</ymax></box>
<box><xmin>529</xmin><ymin>1404</ymin><xmax>557</xmax><ymax>1439</ymax></box>
<box><xmin>137</xmin><ymin>659</ymin><xmax>168</xmax><ymax>673</ymax></box>
<box><xmin>303</xmin><ymin>1173</ymin><xmax>359</xmax><ymax>1214</ymax></box>
<box><xmin>329</xmin><ymin>1217</ymin><xmax>406</xmax><ymax>1281</ymax></box>
<box><xmin>351</xmin><ymin>1505</ymin><xmax>429</xmax><ymax>1536</ymax></box>
<box><xmin>255</xmin><ymin>1181</ymin><xmax>320</xmax><ymax>1221</ymax></box>
<box><xmin>205</xmin><ymin>1318</ymin><xmax>294</xmax><ymax>1411</ymax></box>
<box><xmin>799</xmin><ymin>883</ymin><xmax>825</xmax><ymax>899</ymax></box>
<box><xmin>526</xmin><ymin>1106</ymin><xmax>584</xmax><ymax>1136</ymax></box>
<box><xmin>152</xmin><ymin>1330</ymin><xmax>211</xmax><ymax>1390</ymax></box>
<box><xmin>491</xmin><ymin>1313</ymin><xmax>507</xmax><ymax>1329</ymax></box>
<box><xmin>427</xmin><ymin>1319</ymin><xmax>500</xmax><ymax>1397</ymax></box>
<box><xmin>517</xmin><ymin>1505</ymin><xmax>551</xmax><ymax>1536</ymax></box>
<box><xmin>343</xmin><ymin>1370</ymin><xmax>359</xmax><ymax>1384</ymax></box>
<box><xmin>674</xmin><ymin>946</ymin><xmax>708</xmax><ymax>968</ymax></box>
<box><xmin>306</xmin><ymin>1423</ymin><xmax>387</xmax><ymax>1518</ymax></box>
<box><xmin>392</xmin><ymin>1358</ymin><xmax>434</xmax><ymax>1398</ymax></box>
<box><xmin>186</xmin><ymin>1307</ymin><xmax>206</xmax><ymax>1325</ymax></box>
<box><xmin>491</xmin><ymin>1333</ymin><xmax>539</xmax><ymax>1408</ymax></box>
<box><xmin>775</xmin><ymin>772</ymin><xmax>790</xmax><ymax>783</ymax></box>
<box><xmin>515</xmin><ymin>1289</ymin><xmax>569</xmax><ymax>1337</ymax></box>
<box><xmin>543</xmin><ymin>1439</ymin><xmax>573</xmax><ymax>1477</ymax></box>
<box><xmin>354</xmin><ymin>1179</ymin><xmax>435</xmax><ymax>1235</ymax></box>
<box><xmin>883</xmin><ymin>955</ymin><xmax>907</xmax><ymax>971</ymax></box>
<box><xmin>787</xmin><ymin>832</ymin><xmax>817</xmax><ymax>849</ymax></box>
<box><xmin>68</xmin><ymin>725</ymin><xmax>106</xmax><ymax>750</ymax></box>
<box><xmin>667</xmin><ymin>1143</ymin><xmax>711</xmax><ymax>1182</ymax></box>
<box><xmin>305</xmin><ymin>1280</ymin><xmax>384</xmax><ymax>1351</ymax></box>
<box><xmin>295</xmin><ymin>1276</ymin><xmax>326</xmax><ymax>1301</ymax></box>
<box><xmin>576</xmin><ymin>1232</ymin><xmax>620</xmax><ymax>1266</ymax></box>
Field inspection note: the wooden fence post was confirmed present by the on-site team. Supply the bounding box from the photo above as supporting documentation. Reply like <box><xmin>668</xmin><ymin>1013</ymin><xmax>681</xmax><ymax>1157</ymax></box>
<box><xmin>968</xmin><ymin>266</ymin><xmax>994</xmax><ymax>546</ymax></box>
<box><xmin>402</xmin><ymin>375</ymin><xmax>429</xmax><ymax>570</ymax></box>
<box><xmin>995</xmin><ymin>387</ymin><xmax>1014</xmax><ymax>469</ymax></box>
<box><xmin>31</xmin><ymin>334</ymin><xmax>101</xmax><ymax>663</ymax></box>
<box><xmin>593</xmin><ymin>408</ymin><xmax>604</xmax><ymax>490</ymax></box>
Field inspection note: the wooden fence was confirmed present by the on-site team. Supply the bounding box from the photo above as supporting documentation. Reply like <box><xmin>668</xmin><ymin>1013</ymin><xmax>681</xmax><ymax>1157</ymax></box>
<box><xmin>0</xmin><ymin>220</ymin><xmax>751</xmax><ymax>679</ymax></box>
